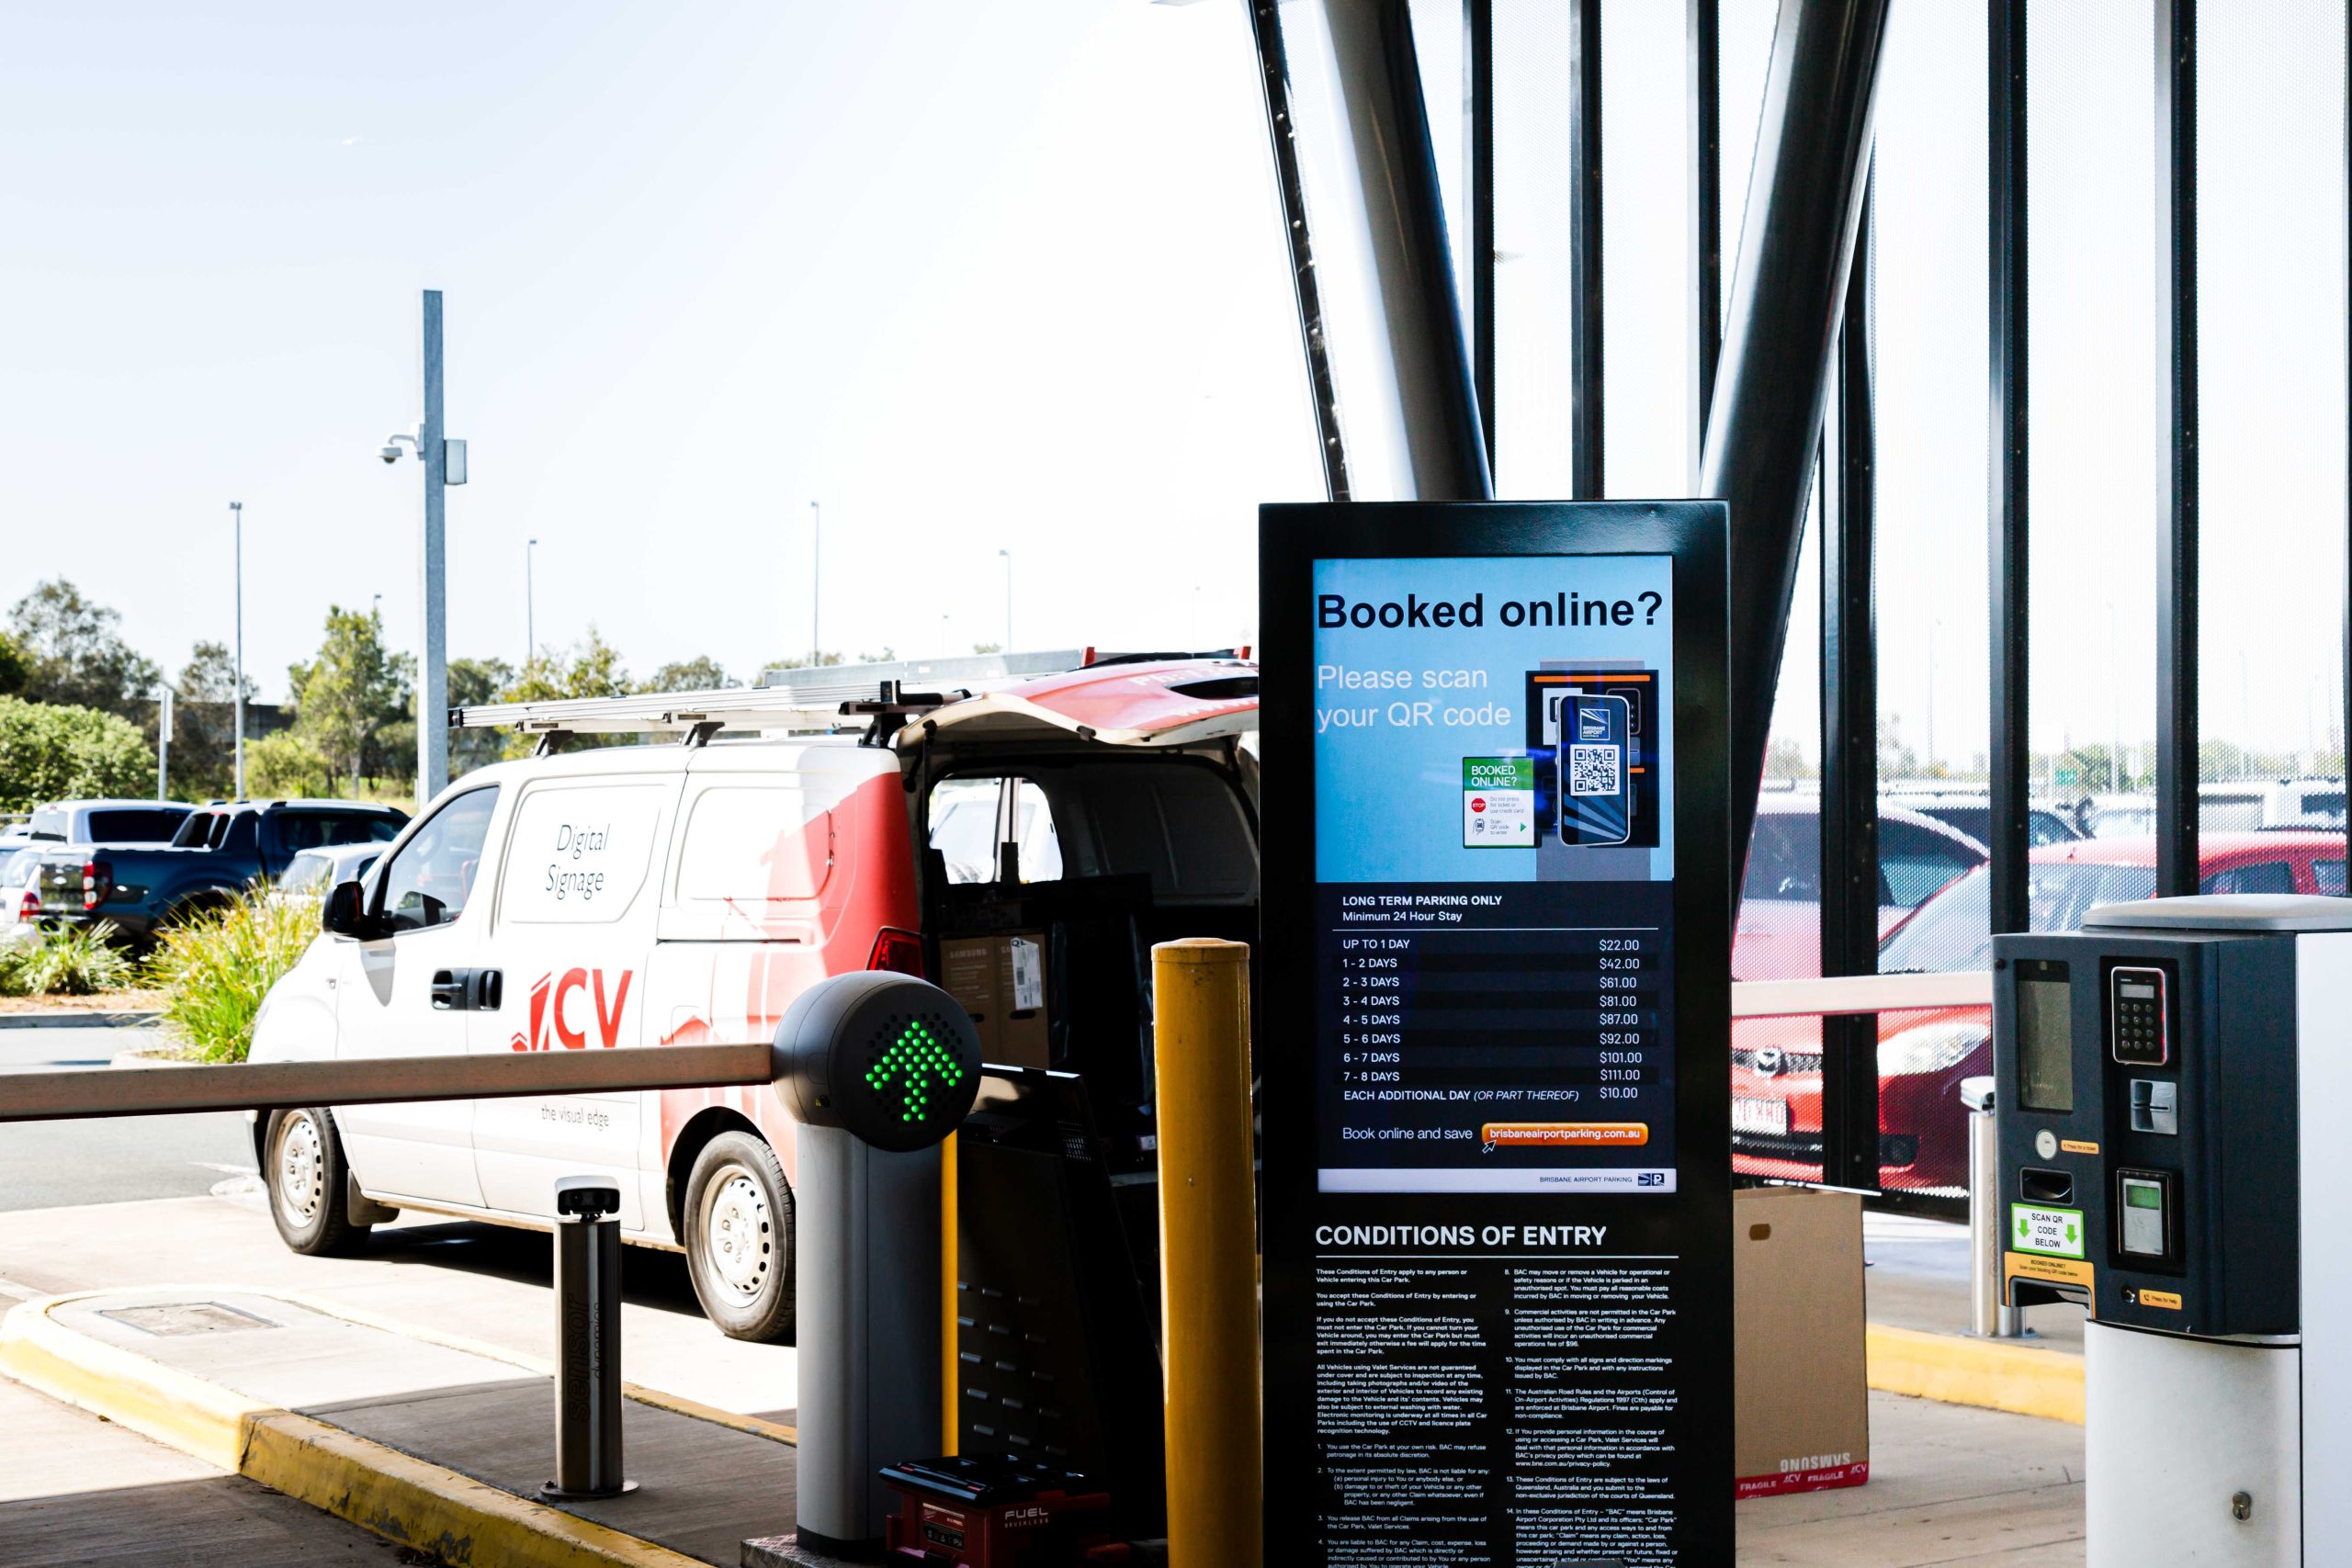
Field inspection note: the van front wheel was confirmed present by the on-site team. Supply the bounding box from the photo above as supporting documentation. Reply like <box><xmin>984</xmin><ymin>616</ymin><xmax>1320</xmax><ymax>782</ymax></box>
<box><xmin>683</xmin><ymin>1133</ymin><xmax>795</xmax><ymax>1342</ymax></box>
<box><xmin>265</xmin><ymin>1107</ymin><xmax>368</xmax><ymax>1256</ymax></box>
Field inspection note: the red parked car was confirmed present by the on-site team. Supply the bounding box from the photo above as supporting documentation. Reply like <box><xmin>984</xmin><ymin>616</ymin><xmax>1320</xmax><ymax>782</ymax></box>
<box><xmin>1730</xmin><ymin>831</ymin><xmax>2350</xmax><ymax>1196</ymax></box>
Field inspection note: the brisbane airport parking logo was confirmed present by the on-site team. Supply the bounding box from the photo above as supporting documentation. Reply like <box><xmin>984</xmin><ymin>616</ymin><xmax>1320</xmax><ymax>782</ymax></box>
<box><xmin>511</xmin><ymin>967</ymin><xmax>635</xmax><ymax>1051</ymax></box>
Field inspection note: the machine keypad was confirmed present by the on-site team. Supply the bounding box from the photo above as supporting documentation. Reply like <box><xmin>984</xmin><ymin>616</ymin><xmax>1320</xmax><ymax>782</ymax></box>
<box><xmin>2111</xmin><ymin>967</ymin><xmax>2170</xmax><ymax>1067</ymax></box>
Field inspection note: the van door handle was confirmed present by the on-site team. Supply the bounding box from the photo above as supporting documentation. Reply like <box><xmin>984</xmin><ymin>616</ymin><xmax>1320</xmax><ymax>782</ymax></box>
<box><xmin>430</xmin><ymin>969</ymin><xmax>472</xmax><ymax>1010</ymax></box>
<box><xmin>473</xmin><ymin>970</ymin><xmax>503</xmax><ymax>1011</ymax></box>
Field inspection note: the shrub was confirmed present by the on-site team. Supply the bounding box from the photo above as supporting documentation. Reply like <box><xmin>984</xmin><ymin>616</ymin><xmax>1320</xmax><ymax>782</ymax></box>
<box><xmin>0</xmin><ymin>921</ymin><xmax>137</xmax><ymax>997</ymax></box>
<box><xmin>0</xmin><ymin>694</ymin><xmax>153</xmax><ymax>812</ymax></box>
<box><xmin>148</xmin><ymin>888</ymin><xmax>319</xmax><ymax>1063</ymax></box>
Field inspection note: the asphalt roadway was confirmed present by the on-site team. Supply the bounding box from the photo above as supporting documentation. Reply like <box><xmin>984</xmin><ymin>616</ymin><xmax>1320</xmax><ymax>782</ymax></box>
<box><xmin>0</xmin><ymin>1025</ymin><xmax>257</xmax><ymax>1211</ymax></box>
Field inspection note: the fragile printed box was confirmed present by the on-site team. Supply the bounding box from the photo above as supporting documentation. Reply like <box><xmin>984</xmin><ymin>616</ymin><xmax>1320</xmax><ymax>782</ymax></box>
<box><xmin>937</xmin><ymin>932</ymin><xmax>1051</xmax><ymax>1070</ymax></box>
<box><xmin>1734</xmin><ymin>1186</ymin><xmax>1870</xmax><ymax>1498</ymax></box>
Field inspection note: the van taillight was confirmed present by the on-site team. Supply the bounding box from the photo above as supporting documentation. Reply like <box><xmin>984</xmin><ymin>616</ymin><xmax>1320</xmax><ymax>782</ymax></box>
<box><xmin>867</xmin><ymin>928</ymin><xmax>924</xmax><ymax>977</ymax></box>
<box><xmin>16</xmin><ymin>889</ymin><xmax>37</xmax><ymax>924</ymax></box>
<box><xmin>81</xmin><ymin>861</ymin><xmax>111</xmax><ymax>911</ymax></box>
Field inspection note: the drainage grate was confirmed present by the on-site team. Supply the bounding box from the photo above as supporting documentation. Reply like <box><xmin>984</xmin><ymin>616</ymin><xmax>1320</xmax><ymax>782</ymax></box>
<box><xmin>98</xmin><ymin>1302</ymin><xmax>279</xmax><ymax>1337</ymax></box>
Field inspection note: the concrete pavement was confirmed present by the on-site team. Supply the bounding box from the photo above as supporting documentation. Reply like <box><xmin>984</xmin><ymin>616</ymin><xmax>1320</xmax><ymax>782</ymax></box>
<box><xmin>1737</xmin><ymin>1391</ymin><xmax>2083</xmax><ymax>1565</ymax></box>
<box><xmin>0</xmin><ymin>1367</ymin><xmax>406</xmax><ymax>1566</ymax></box>
<box><xmin>0</xmin><ymin>1191</ymin><xmax>800</xmax><ymax>1424</ymax></box>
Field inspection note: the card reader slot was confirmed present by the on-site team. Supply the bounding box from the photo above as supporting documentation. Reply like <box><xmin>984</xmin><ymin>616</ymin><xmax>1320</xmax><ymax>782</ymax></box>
<box><xmin>2020</xmin><ymin>1168</ymin><xmax>2075</xmax><ymax>1205</ymax></box>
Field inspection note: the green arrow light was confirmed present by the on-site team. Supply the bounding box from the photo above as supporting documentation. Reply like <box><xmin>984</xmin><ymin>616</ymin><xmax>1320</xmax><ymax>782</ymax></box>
<box><xmin>867</xmin><ymin>1020</ymin><xmax>964</xmax><ymax>1125</ymax></box>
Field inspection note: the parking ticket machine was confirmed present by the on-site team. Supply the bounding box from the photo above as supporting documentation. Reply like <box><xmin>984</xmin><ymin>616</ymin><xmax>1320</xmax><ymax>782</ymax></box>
<box><xmin>1994</xmin><ymin>895</ymin><xmax>2352</xmax><ymax>1566</ymax></box>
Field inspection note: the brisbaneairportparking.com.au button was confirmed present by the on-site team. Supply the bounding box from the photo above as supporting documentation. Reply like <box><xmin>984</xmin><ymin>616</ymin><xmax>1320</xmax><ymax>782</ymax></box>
<box><xmin>1482</xmin><ymin>1122</ymin><xmax>1649</xmax><ymax>1147</ymax></box>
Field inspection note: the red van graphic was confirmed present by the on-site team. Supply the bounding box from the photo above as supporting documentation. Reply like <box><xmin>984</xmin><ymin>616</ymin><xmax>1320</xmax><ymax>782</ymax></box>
<box><xmin>512</xmin><ymin>967</ymin><xmax>634</xmax><ymax>1051</ymax></box>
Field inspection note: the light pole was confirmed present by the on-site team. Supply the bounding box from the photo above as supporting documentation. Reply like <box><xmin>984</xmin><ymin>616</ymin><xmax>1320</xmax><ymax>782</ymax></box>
<box><xmin>526</xmin><ymin>537</ymin><xmax>539</xmax><ymax>664</ymax></box>
<box><xmin>378</xmin><ymin>289</ymin><xmax>463</xmax><ymax>809</ymax></box>
<box><xmin>230</xmin><ymin>501</ymin><xmax>245</xmax><ymax>800</ymax></box>
<box><xmin>156</xmin><ymin>686</ymin><xmax>173</xmax><ymax>801</ymax></box>
<box><xmin>998</xmin><ymin>549</ymin><xmax>1012</xmax><ymax>650</ymax></box>
<box><xmin>809</xmin><ymin>502</ymin><xmax>821</xmax><ymax>666</ymax></box>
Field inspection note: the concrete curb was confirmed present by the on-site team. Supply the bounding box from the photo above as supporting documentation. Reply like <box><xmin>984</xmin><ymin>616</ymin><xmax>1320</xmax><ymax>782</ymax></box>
<box><xmin>0</xmin><ymin>1289</ymin><xmax>728</xmax><ymax>1568</ymax></box>
<box><xmin>0</xmin><ymin>1010</ymin><xmax>161</xmax><ymax>1030</ymax></box>
<box><xmin>1865</xmin><ymin>1322</ymin><xmax>2085</xmax><ymax>1425</ymax></box>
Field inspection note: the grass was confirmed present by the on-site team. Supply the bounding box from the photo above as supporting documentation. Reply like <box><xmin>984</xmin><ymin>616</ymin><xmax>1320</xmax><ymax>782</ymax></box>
<box><xmin>0</xmin><ymin>921</ymin><xmax>137</xmax><ymax>998</ymax></box>
<box><xmin>147</xmin><ymin>888</ymin><xmax>321</xmax><ymax>1063</ymax></box>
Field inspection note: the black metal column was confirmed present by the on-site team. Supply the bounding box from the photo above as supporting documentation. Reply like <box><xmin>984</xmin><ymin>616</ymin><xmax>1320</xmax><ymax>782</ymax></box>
<box><xmin>1819</xmin><ymin>175</ymin><xmax>1880</xmax><ymax>1195</ymax></box>
<box><xmin>1988</xmin><ymin>0</ymin><xmax>2030</xmax><ymax>937</ymax></box>
<box><xmin>1466</xmin><ymin>0</ymin><xmax>1496</xmax><ymax>477</ymax></box>
<box><xmin>1249</xmin><ymin>0</ymin><xmax>1353</xmax><ymax>501</ymax></box>
<box><xmin>1276</xmin><ymin>0</ymin><xmax>1489</xmax><ymax>501</ymax></box>
<box><xmin>2155</xmin><ymin>0</ymin><xmax>2199</xmax><ymax>897</ymax></box>
<box><xmin>1570</xmin><ymin>0</ymin><xmax>1604</xmax><ymax>498</ymax></box>
<box><xmin>1690</xmin><ymin>0</ymin><xmax>1723</xmax><ymax>486</ymax></box>
<box><xmin>1699</xmin><ymin>0</ymin><xmax>1893</xmax><ymax>872</ymax></box>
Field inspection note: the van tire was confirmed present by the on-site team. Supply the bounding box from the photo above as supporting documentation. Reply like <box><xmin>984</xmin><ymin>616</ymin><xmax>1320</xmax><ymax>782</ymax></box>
<box><xmin>683</xmin><ymin>1133</ymin><xmax>795</xmax><ymax>1342</ymax></box>
<box><xmin>265</xmin><ymin>1107</ymin><xmax>368</xmax><ymax>1256</ymax></box>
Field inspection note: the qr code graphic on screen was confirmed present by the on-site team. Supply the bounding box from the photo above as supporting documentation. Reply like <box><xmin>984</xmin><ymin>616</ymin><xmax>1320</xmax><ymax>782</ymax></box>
<box><xmin>1568</xmin><ymin>743</ymin><xmax>1622</xmax><ymax>797</ymax></box>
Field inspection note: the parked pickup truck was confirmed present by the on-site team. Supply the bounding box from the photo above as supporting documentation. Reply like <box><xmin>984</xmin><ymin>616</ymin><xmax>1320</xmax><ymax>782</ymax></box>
<box><xmin>35</xmin><ymin>798</ymin><xmax>407</xmax><ymax>946</ymax></box>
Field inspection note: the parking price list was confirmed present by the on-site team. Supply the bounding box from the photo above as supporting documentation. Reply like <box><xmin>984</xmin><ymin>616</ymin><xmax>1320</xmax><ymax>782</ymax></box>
<box><xmin>1317</xmin><ymin>883</ymin><xmax>1677</xmax><ymax>1191</ymax></box>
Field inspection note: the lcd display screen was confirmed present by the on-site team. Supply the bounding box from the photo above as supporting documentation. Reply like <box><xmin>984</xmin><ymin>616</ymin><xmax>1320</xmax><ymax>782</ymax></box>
<box><xmin>2120</xmin><ymin>981</ymin><xmax>2155</xmax><ymax>1000</ymax></box>
<box><xmin>2017</xmin><ymin>969</ymin><xmax>2074</xmax><ymax>1113</ymax></box>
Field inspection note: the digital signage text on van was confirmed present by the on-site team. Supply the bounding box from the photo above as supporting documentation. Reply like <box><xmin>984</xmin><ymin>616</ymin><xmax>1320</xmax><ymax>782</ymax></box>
<box><xmin>546</xmin><ymin>819</ymin><xmax>614</xmax><ymax>902</ymax></box>
<box><xmin>1317</xmin><ymin>590</ymin><xmax>1662</xmax><ymax>631</ymax></box>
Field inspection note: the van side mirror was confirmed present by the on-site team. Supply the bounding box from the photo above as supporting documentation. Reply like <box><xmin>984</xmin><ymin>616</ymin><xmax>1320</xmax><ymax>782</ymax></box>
<box><xmin>322</xmin><ymin>880</ymin><xmax>370</xmax><ymax>938</ymax></box>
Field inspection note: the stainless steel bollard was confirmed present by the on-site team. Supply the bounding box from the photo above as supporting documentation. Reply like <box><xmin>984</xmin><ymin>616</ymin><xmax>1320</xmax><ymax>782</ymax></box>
<box><xmin>1961</xmin><ymin>1077</ymin><xmax>2022</xmax><ymax>1339</ymax></box>
<box><xmin>543</xmin><ymin>1175</ymin><xmax>636</xmax><ymax>1500</ymax></box>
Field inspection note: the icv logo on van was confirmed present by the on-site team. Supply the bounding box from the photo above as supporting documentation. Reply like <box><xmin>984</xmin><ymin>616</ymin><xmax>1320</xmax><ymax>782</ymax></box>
<box><xmin>512</xmin><ymin>968</ymin><xmax>634</xmax><ymax>1051</ymax></box>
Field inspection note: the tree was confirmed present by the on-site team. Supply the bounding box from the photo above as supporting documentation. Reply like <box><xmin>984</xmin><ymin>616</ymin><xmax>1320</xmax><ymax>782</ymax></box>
<box><xmin>498</xmin><ymin>627</ymin><xmax>631</xmax><ymax>704</ymax></box>
<box><xmin>164</xmin><ymin>641</ymin><xmax>259</xmax><ymax>799</ymax></box>
<box><xmin>0</xmin><ymin>629</ymin><xmax>28</xmax><ymax>698</ymax></box>
<box><xmin>0</xmin><ymin>696</ymin><xmax>154</xmax><ymax>811</ymax></box>
<box><xmin>6</xmin><ymin>580</ymin><xmax>161</xmax><ymax>717</ymax></box>
<box><xmin>287</xmin><ymin>607</ymin><xmax>410</xmax><ymax>795</ymax></box>
<box><xmin>493</xmin><ymin>630</ymin><xmax>631</xmax><ymax>761</ymax></box>
<box><xmin>448</xmin><ymin>657</ymin><xmax>515</xmax><ymax>776</ymax></box>
<box><xmin>641</xmin><ymin>656</ymin><xmax>733</xmax><ymax>694</ymax></box>
<box><xmin>244</xmin><ymin>731</ymin><xmax>334</xmax><ymax>800</ymax></box>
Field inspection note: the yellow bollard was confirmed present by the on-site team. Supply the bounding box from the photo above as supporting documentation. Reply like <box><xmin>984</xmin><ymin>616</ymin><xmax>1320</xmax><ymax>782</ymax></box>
<box><xmin>1152</xmin><ymin>938</ymin><xmax>1261</xmax><ymax>1568</ymax></box>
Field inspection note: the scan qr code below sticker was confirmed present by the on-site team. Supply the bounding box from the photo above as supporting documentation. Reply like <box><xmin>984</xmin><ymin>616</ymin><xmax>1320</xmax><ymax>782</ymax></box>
<box><xmin>1568</xmin><ymin>743</ymin><xmax>1622</xmax><ymax>796</ymax></box>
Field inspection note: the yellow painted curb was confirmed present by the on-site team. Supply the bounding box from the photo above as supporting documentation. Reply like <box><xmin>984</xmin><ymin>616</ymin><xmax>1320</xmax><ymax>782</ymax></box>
<box><xmin>0</xmin><ymin>1293</ymin><xmax>711</xmax><ymax>1568</ymax></box>
<box><xmin>1866</xmin><ymin>1322</ymin><xmax>2085</xmax><ymax>1425</ymax></box>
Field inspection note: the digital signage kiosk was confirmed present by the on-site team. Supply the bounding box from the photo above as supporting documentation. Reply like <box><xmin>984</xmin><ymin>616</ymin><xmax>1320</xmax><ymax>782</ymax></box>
<box><xmin>1259</xmin><ymin>502</ymin><xmax>1733</xmax><ymax>1565</ymax></box>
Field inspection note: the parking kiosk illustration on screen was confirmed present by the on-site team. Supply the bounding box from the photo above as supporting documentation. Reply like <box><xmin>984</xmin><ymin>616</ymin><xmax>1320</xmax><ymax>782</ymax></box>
<box><xmin>1531</xmin><ymin>666</ymin><xmax>1660</xmax><ymax>850</ymax></box>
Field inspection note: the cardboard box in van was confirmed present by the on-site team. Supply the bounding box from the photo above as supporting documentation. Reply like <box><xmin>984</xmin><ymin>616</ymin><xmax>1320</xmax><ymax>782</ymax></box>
<box><xmin>1734</xmin><ymin>1186</ymin><xmax>1869</xmax><ymax>1498</ymax></box>
<box><xmin>939</xmin><ymin>931</ymin><xmax>1051</xmax><ymax>1069</ymax></box>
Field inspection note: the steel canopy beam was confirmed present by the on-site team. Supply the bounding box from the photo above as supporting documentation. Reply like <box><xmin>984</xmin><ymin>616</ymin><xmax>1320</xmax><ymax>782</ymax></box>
<box><xmin>1256</xmin><ymin>0</ymin><xmax>1491</xmax><ymax>502</ymax></box>
<box><xmin>1569</xmin><ymin>0</ymin><xmax>1604</xmax><ymax>499</ymax></box>
<box><xmin>1818</xmin><ymin>172</ymin><xmax>1879</xmax><ymax>1194</ymax></box>
<box><xmin>1689</xmin><ymin>0</ymin><xmax>1724</xmax><ymax>483</ymax></box>
<box><xmin>2154</xmin><ymin>0</ymin><xmax>2199</xmax><ymax>898</ymax></box>
<box><xmin>1249</xmin><ymin>0</ymin><xmax>1352</xmax><ymax>500</ymax></box>
<box><xmin>1988</xmin><ymin>0</ymin><xmax>2031</xmax><ymax>937</ymax></box>
<box><xmin>1698</xmin><ymin>0</ymin><xmax>1892</xmax><ymax>866</ymax></box>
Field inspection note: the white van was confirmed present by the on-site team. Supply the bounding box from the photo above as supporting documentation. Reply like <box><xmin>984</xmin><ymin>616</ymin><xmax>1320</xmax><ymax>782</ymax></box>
<box><xmin>245</xmin><ymin>654</ymin><xmax>1260</xmax><ymax>1339</ymax></box>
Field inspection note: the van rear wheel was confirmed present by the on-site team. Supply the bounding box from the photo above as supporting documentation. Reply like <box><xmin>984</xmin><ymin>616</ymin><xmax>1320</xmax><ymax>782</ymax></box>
<box><xmin>265</xmin><ymin>1107</ymin><xmax>368</xmax><ymax>1256</ymax></box>
<box><xmin>684</xmin><ymin>1133</ymin><xmax>795</xmax><ymax>1342</ymax></box>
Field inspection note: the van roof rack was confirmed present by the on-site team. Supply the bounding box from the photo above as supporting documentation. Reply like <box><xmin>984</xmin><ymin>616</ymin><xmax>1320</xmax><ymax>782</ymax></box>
<box><xmin>448</xmin><ymin>648</ymin><xmax>1096</xmax><ymax>742</ymax></box>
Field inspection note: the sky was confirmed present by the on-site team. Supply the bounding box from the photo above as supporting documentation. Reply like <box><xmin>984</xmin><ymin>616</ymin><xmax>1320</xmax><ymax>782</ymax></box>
<box><xmin>0</xmin><ymin>1</ymin><xmax>1316</xmax><ymax>700</ymax></box>
<box><xmin>1</xmin><ymin>0</ymin><xmax>2344</xmax><ymax>775</ymax></box>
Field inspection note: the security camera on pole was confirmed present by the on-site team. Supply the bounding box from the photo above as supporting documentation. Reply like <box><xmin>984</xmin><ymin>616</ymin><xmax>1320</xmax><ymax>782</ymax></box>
<box><xmin>378</xmin><ymin>289</ymin><xmax>468</xmax><ymax>810</ymax></box>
